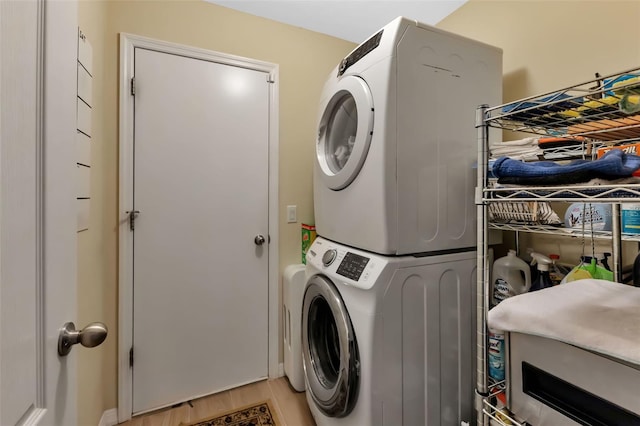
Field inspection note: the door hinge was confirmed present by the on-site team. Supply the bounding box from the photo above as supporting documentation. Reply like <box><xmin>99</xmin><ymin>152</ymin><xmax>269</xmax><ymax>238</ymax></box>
<box><xmin>267</xmin><ymin>75</ymin><xmax>275</xmax><ymax>84</ymax></box>
<box><xmin>129</xmin><ymin>347</ymin><xmax>134</xmax><ymax>367</ymax></box>
<box><xmin>131</xmin><ymin>77</ymin><xmax>136</xmax><ymax>96</ymax></box>
<box><xmin>127</xmin><ymin>210</ymin><xmax>140</xmax><ymax>231</ymax></box>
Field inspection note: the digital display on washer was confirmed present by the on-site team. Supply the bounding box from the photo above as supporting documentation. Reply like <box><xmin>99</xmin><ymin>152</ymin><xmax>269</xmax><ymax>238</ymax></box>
<box><xmin>337</xmin><ymin>30</ymin><xmax>383</xmax><ymax>76</ymax></box>
<box><xmin>336</xmin><ymin>252</ymin><xmax>370</xmax><ymax>281</ymax></box>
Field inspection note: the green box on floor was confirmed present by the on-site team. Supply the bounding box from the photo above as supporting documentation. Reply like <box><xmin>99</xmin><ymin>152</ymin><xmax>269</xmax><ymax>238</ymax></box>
<box><xmin>301</xmin><ymin>224</ymin><xmax>316</xmax><ymax>264</ymax></box>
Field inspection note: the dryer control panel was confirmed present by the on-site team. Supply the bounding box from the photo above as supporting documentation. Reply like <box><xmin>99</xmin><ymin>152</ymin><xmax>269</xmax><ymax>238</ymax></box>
<box><xmin>338</xmin><ymin>30</ymin><xmax>383</xmax><ymax>76</ymax></box>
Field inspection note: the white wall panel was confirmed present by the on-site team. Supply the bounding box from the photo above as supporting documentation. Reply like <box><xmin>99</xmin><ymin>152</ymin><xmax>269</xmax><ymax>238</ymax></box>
<box><xmin>76</xmin><ymin>165</ymin><xmax>90</xmax><ymax>198</ymax></box>
<box><xmin>78</xmin><ymin>29</ymin><xmax>92</xmax><ymax>75</ymax></box>
<box><xmin>77</xmin><ymin>63</ymin><xmax>92</xmax><ymax>106</ymax></box>
<box><xmin>77</xmin><ymin>99</ymin><xmax>92</xmax><ymax>137</ymax></box>
<box><xmin>77</xmin><ymin>198</ymin><xmax>90</xmax><ymax>232</ymax></box>
<box><xmin>76</xmin><ymin>131</ymin><xmax>91</xmax><ymax>167</ymax></box>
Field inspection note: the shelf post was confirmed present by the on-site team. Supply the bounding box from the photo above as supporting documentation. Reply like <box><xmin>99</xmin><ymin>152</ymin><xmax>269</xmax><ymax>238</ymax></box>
<box><xmin>475</xmin><ymin>104</ymin><xmax>490</xmax><ymax>426</ymax></box>
<box><xmin>612</xmin><ymin>203</ymin><xmax>622</xmax><ymax>282</ymax></box>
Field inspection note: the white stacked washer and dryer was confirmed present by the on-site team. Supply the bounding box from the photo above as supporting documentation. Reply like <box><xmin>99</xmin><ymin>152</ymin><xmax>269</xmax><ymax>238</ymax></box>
<box><xmin>301</xmin><ymin>17</ymin><xmax>502</xmax><ymax>425</ymax></box>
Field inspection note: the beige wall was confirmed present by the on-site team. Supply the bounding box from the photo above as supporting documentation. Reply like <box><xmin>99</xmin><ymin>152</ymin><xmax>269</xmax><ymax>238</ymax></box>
<box><xmin>76</xmin><ymin>1</ymin><xmax>354</xmax><ymax>424</ymax></box>
<box><xmin>438</xmin><ymin>0</ymin><xmax>640</xmax><ymax>265</ymax></box>
<box><xmin>78</xmin><ymin>1</ymin><xmax>114</xmax><ymax>425</ymax></box>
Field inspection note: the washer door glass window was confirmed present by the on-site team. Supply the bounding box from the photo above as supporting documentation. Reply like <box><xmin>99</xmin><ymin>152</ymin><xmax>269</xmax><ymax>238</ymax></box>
<box><xmin>317</xmin><ymin>76</ymin><xmax>373</xmax><ymax>190</ymax></box>
<box><xmin>302</xmin><ymin>275</ymin><xmax>359</xmax><ymax>417</ymax></box>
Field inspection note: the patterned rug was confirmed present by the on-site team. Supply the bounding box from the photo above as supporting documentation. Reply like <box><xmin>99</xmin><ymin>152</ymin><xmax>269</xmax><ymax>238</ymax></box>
<box><xmin>182</xmin><ymin>400</ymin><xmax>279</xmax><ymax>426</ymax></box>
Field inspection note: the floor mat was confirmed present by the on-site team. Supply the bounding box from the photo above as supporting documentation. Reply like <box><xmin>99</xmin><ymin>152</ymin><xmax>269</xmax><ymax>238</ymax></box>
<box><xmin>181</xmin><ymin>400</ymin><xmax>279</xmax><ymax>426</ymax></box>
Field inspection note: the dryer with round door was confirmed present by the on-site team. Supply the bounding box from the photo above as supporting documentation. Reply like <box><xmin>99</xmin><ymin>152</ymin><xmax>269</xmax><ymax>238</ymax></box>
<box><xmin>302</xmin><ymin>237</ymin><xmax>477</xmax><ymax>425</ymax></box>
<box><xmin>314</xmin><ymin>16</ymin><xmax>502</xmax><ymax>255</ymax></box>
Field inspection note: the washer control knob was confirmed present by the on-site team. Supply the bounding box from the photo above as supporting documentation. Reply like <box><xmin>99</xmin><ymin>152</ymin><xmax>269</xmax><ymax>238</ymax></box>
<box><xmin>322</xmin><ymin>249</ymin><xmax>337</xmax><ymax>267</ymax></box>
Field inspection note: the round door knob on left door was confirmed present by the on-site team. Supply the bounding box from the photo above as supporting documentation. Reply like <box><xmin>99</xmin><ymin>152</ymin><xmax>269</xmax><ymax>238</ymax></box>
<box><xmin>58</xmin><ymin>321</ymin><xmax>108</xmax><ymax>356</ymax></box>
<box><xmin>254</xmin><ymin>235</ymin><xmax>266</xmax><ymax>246</ymax></box>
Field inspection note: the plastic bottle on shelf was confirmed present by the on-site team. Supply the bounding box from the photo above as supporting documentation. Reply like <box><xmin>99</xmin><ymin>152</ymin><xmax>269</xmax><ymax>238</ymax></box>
<box><xmin>494</xmin><ymin>391</ymin><xmax>513</xmax><ymax>425</ymax></box>
<box><xmin>491</xmin><ymin>250</ymin><xmax>531</xmax><ymax>307</ymax></box>
<box><xmin>548</xmin><ymin>253</ymin><xmax>566</xmax><ymax>286</ymax></box>
<box><xmin>579</xmin><ymin>253</ymin><xmax>614</xmax><ymax>281</ymax></box>
<box><xmin>530</xmin><ymin>253</ymin><xmax>553</xmax><ymax>292</ymax></box>
<box><xmin>488</xmin><ymin>329</ymin><xmax>505</xmax><ymax>382</ymax></box>
<box><xmin>633</xmin><ymin>252</ymin><xmax>640</xmax><ymax>287</ymax></box>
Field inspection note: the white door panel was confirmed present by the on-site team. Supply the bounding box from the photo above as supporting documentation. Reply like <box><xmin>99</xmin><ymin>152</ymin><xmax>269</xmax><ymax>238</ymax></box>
<box><xmin>1</xmin><ymin>0</ymin><xmax>77</xmax><ymax>424</ymax></box>
<box><xmin>1</xmin><ymin>2</ymin><xmax>39</xmax><ymax>422</ymax></box>
<box><xmin>132</xmin><ymin>48</ymin><xmax>270</xmax><ymax>413</ymax></box>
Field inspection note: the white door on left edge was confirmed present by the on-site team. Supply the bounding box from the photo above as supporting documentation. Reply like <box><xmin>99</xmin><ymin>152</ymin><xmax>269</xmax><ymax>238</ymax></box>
<box><xmin>0</xmin><ymin>1</ymin><xmax>78</xmax><ymax>424</ymax></box>
<box><xmin>132</xmin><ymin>48</ymin><xmax>270</xmax><ymax>413</ymax></box>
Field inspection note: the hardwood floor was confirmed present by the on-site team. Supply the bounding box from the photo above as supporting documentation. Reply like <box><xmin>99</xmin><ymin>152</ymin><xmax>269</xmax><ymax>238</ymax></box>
<box><xmin>119</xmin><ymin>377</ymin><xmax>315</xmax><ymax>426</ymax></box>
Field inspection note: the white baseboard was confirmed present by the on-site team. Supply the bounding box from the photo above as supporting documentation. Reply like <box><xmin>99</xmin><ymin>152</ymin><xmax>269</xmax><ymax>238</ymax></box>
<box><xmin>98</xmin><ymin>408</ymin><xmax>118</xmax><ymax>426</ymax></box>
<box><xmin>278</xmin><ymin>362</ymin><xmax>285</xmax><ymax>377</ymax></box>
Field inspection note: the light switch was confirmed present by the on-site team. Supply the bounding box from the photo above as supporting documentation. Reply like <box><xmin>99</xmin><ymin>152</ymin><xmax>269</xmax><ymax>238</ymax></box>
<box><xmin>287</xmin><ymin>205</ymin><xmax>297</xmax><ymax>223</ymax></box>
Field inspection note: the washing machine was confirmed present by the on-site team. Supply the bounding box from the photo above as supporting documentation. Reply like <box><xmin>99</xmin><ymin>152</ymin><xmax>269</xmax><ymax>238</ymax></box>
<box><xmin>314</xmin><ymin>16</ymin><xmax>502</xmax><ymax>255</ymax></box>
<box><xmin>302</xmin><ymin>237</ymin><xmax>477</xmax><ymax>425</ymax></box>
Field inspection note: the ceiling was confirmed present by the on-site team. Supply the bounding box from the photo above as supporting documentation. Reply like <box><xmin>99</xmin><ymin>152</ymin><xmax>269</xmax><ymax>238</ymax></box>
<box><xmin>205</xmin><ymin>0</ymin><xmax>467</xmax><ymax>43</ymax></box>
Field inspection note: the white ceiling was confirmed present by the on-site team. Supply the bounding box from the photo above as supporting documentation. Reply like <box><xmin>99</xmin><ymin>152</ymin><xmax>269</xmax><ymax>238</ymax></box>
<box><xmin>206</xmin><ymin>0</ymin><xmax>467</xmax><ymax>43</ymax></box>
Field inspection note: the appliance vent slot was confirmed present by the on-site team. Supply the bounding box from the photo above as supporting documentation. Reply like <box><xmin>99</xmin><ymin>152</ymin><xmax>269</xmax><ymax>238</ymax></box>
<box><xmin>522</xmin><ymin>362</ymin><xmax>640</xmax><ymax>426</ymax></box>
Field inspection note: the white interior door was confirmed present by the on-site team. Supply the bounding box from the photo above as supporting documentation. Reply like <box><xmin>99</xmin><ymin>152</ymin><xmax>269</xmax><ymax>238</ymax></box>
<box><xmin>131</xmin><ymin>47</ymin><xmax>271</xmax><ymax>414</ymax></box>
<box><xmin>0</xmin><ymin>0</ymin><xmax>77</xmax><ymax>424</ymax></box>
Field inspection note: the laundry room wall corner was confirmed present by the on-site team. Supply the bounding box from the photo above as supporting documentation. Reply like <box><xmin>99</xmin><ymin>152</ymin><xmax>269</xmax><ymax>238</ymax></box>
<box><xmin>437</xmin><ymin>0</ymin><xmax>640</xmax><ymax>263</ymax></box>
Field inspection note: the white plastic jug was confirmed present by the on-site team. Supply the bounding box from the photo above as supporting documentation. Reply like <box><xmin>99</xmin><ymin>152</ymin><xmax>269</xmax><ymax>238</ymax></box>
<box><xmin>492</xmin><ymin>249</ymin><xmax>531</xmax><ymax>306</ymax></box>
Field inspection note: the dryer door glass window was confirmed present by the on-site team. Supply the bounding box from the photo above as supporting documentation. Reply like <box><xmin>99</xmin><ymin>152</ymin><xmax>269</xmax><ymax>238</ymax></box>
<box><xmin>302</xmin><ymin>275</ymin><xmax>360</xmax><ymax>418</ymax></box>
<box><xmin>325</xmin><ymin>94</ymin><xmax>357</xmax><ymax>174</ymax></box>
<box><xmin>317</xmin><ymin>76</ymin><xmax>373</xmax><ymax>190</ymax></box>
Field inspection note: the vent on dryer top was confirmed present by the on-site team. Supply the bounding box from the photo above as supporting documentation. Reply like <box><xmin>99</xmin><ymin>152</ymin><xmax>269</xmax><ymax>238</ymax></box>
<box><xmin>338</xmin><ymin>30</ymin><xmax>384</xmax><ymax>77</ymax></box>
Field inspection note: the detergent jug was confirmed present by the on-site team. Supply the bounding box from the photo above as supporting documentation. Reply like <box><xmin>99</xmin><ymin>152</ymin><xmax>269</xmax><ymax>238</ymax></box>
<box><xmin>491</xmin><ymin>250</ymin><xmax>531</xmax><ymax>306</ymax></box>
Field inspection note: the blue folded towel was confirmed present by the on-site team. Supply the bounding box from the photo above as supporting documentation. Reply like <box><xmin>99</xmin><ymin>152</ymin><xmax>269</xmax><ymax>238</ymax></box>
<box><xmin>493</xmin><ymin>149</ymin><xmax>640</xmax><ymax>180</ymax></box>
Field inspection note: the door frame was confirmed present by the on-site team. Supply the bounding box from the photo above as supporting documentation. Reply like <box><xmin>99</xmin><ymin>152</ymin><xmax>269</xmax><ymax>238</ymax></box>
<box><xmin>117</xmin><ymin>33</ymin><xmax>280</xmax><ymax>422</ymax></box>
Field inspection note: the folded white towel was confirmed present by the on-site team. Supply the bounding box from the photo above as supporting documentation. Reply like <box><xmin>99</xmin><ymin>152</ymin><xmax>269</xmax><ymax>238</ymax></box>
<box><xmin>488</xmin><ymin>279</ymin><xmax>640</xmax><ymax>366</ymax></box>
<box><xmin>490</xmin><ymin>137</ymin><xmax>543</xmax><ymax>161</ymax></box>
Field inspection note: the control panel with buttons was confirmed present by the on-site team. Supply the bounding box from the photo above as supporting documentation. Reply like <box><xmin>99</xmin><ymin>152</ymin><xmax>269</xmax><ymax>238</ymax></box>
<box><xmin>306</xmin><ymin>237</ymin><xmax>389</xmax><ymax>290</ymax></box>
<box><xmin>336</xmin><ymin>252</ymin><xmax>369</xmax><ymax>281</ymax></box>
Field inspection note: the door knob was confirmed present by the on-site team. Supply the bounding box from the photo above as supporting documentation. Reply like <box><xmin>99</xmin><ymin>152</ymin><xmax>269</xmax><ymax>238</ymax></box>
<box><xmin>58</xmin><ymin>321</ymin><xmax>108</xmax><ymax>356</ymax></box>
<box><xmin>254</xmin><ymin>235</ymin><xmax>266</xmax><ymax>246</ymax></box>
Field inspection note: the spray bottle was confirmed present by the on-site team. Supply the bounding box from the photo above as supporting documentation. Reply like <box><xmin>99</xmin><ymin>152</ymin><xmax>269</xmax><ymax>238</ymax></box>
<box><xmin>530</xmin><ymin>253</ymin><xmax>553</xmax><ymax>292</ymax></box>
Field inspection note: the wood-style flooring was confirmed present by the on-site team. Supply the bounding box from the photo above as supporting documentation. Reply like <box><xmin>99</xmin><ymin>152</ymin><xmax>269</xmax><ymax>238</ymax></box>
<box><xmin>118</xmin><ymin>377</ymin><xmax>315</xmax><ymax>426</ymax></box>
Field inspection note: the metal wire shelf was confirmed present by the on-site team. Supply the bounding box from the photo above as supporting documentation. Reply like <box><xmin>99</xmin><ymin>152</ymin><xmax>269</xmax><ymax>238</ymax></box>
<box><xmin>488</xmin><ymin>222</ymin><xmax>640</xmax><ymax>242</ymax></box>
<box><xmin>482</xmin><ymin>399</ymin><xmax>525</xmax><ymax>426</ymax></box>
<box><xmin>485</xmin><ymin>67</ymin><xmax>640</xmax><ymax>140</ymax></box>
<box><xmin>477</xmin><ymin>67</ymin><xmax>640</xmax><ymax>426</ymax></box>
<box><xmin>482</xmin><ymin>381</ymin><xmax>525</xmax><ymax>426</ymax></box>
<box><xmin>502</xmin><ymin>137</ymin><xmax>640</xmax><ymax>162</ymax></box>
<box><xmin>483</xmin><ymin>183</ymin><xmax>640</xmax><ymax>202</ymax></box>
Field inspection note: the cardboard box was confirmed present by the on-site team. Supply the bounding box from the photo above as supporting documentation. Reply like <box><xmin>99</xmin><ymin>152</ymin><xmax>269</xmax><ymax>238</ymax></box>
<box><xmin>597</xmin><ymin>142</ymin><xmax>640</xmax><ymax>158</ymax></box>
<box><xmin>301</xmin><ymin>224</ymin><xmax>316</xmax><ymax>265</ymax></box>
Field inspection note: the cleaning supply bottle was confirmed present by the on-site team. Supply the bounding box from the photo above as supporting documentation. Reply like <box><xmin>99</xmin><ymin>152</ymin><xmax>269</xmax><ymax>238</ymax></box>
<box><xmin>488</xmin><ymin>329</ymin><xmax>505</xmax><ymax>382</ymax></box>
<box><xmin>548</xmin><ymin>253</ymin><xmax>566</xmax><ymax>286</ymax></box>
<box><xmin>491</xmin><ymin>250</ymin><xmax>531</xmax><ymax>307</ymax></box>
<box><xmin>530</xmin><ymin>252</ymin><xmax>553</xmax><ymax>292</ymax></box>
<box><xmin>633</xmin><ymin>252</ymin><xmax>640</xmax><ymax>287</ymax></box>
<box><xmin>563</xmin><ymin>257</ymin><xmax>594</xmax><ymax>283</ymax></box>
<box><xmin>580</xmin><ymin>253</ymin><xmax>614</xmax><ymax>281</ymax></box>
